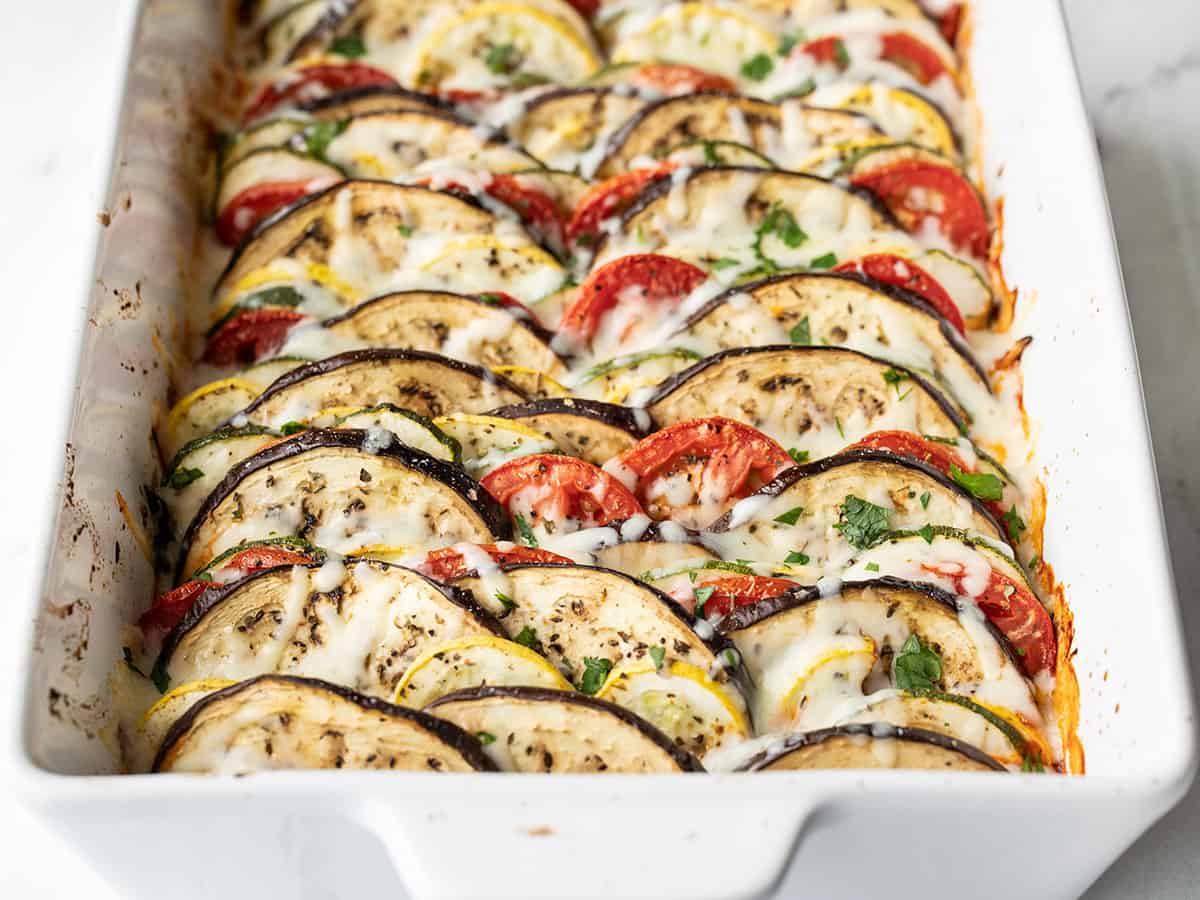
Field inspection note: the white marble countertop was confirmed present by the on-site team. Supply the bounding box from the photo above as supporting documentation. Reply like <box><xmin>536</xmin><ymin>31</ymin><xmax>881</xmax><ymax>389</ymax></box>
<box><xmin>0</xmin><ymin>1</ymin><xmax>1196</xmax><ymax>897</ymax></box>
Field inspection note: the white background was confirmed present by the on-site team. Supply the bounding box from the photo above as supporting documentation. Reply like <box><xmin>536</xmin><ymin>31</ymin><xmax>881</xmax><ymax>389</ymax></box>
<box><xmin>1</xmin><ymin>1</ymin><xmax>1197</xmax><ymax>897</ymax></box>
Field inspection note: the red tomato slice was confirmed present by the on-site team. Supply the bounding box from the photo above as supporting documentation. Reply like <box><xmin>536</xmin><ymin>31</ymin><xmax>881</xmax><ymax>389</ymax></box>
<box><xmin>613</xmin><ymin>417</ymin><xmax>794</xmax><ymax>525</ymax></box>
<box><xmin>850</xmin><ymin>430</ymin><xmax>969</xmax><ymax>476</ymax></box>
<box><xmin>565</xmin><ymin>165</ymin><xmax>675</xmax><ymax>247</ymax></box>
<box><xmin>203</xmin><ymin>308</ymin><xmax>308</xmax><ymax>366</ymax></box>
<box><xmin>475</xmin><ymin>290</ymin><xmax>542</xmax><ymax>324</ymax></box>
<box><xmin>243</xmin><ymin>63</ymin><xmax>398</xmax><ymax>124</ymax></box>
<box><xmin>801</xmin><ymin>34</ymin><xmax>953</xmax><ymax>85</ymax></box>
<box><xmin>485</xmin><ymin>175</ymin><xmax>566</xmax><ymax>248</ymax></box>
<box><xmin>936</xmin><ymin>3</ymin><xmax>964</xmax><ymax>45</ymax></box>
<box><xmin>834</xmin><ymin>254</ymin><xmax>965</xmax><ymax>334</ymax></box>
<box><xmin>850</xmin><ymin>160</ymin><xmax>990</xmax><ymax>259</ymax></box>
<box><xmin>921</xmin><ymin>563</ymin><xmax>1055</xmax><ymax>675</ymax></box>
<box><xmin>684</xmin><ymin>575</ymin><xmax>798</xmax><ymax>618</ymax></box>
<box><xmin>564</xmin><ymin>0</ymin><xmax>599</xmax><ymax>16</ymax></box>
<box><xmin>216</xmin><ymin>179</ymin><xmax>333</xmax><ymax>247</ymax></box>
<box><xmin>137</xmin><ymin>546</ymin><xmax>317</xmax><ymax>636</ymax></box>
<box><xmin>481</xmin><ymin>454</ymin><xmax>644</xmax><ymax>531</ymax></box>
<box><xmin>418</xmin><ymin>544</ymin><xmax>572</xmax><ymax>581</ymax></box>
<box><xmin>559</xmin><ymin>253</ymin><xmax>707</xmax><ymax>342</ymax></box>
<box><xmin>630</xmin><ymin>63</ymin><xmax>736</xmax><ymax>95</ymax></box>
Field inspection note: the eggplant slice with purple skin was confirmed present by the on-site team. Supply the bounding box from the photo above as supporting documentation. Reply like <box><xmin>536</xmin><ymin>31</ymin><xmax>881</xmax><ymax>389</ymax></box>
<box><xmin>238</xmin><ymin>348</ymin><xmax>527</xmax><ymax>429</ymax></box>
<box><xmin>175</xmin><ymin>428</ymin><xmax>509</xmax><ymax>580</ymax></box>
<box><xmin>153</xmin><ymin>674</ymin><xmax>497</xmax><ymax>774</ymax></box>
<box><xmin>319</xmin><ymin>291</ymin><xmax>566</xmax><ymax>377</ymax></box>
<box><xmin>426</xmin><ymin>685</ymin><xmax>705</xmax><ymax>773</ymax></box>
<box><xmin>298</xmin><ymin>84</ymin><xmax>449</xmax><ymax>120</ymax></box>
<box><xmin>596</xmin><ymin>92</ymin><xmax>882</xmax><ymax>177</ymax></box>
<box><xmin>644</xmin><ymin>345</ymin><xmax>966</xmax><ymax>456</ymax></box>
<box><xmin>153</xmin><ymin>559</ymin><xmax>502</xmax><ymax>699</ymax></box>
<box><xmin>486</xmin><ymin>397</ymin><xmax>651</xmax><ymax>465</ymax></box>
<box><xmin>506</xmin><ymin>87</ymin><xmax>647</xmax><ymax>174</ymax></box>
<box><xmin>701</xmin><ymin>449</ymin><xmax>1007</xmax><ymax>566</ymax></box>
<box><xmin>733</xmin><ymin>724</ymin><xmax>1006</xmax><ymax>772</ymax></box>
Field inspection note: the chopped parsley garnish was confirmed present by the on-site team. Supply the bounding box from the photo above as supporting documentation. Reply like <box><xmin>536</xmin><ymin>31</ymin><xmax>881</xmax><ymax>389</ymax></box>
<box><xmin>752</xmin><ymin>203</ymin><xmax>807</xmax><ymax>272</ymax></box>
<box><xmin>788</xmin><ymin>448</ymin><xmax>809</xmax><ymax>464</ymax></box>
<box><xmin>122</xmin><ymin>647</ymin><xmax>147</xmax><ymax>679</ymax></box>
<box><xmin>882</xmin><ymin>367</ymin><xmax>912</xmax><ymax>399</ymax></box>
<box><xmin>784</xmin><ymin>550</ymin><xmax>810</xmax><ymax>565</ymax></box>
<box><xmin>513</xmin><ymin>626</ymin><xmax>542</xmax><ymax>653</ymax></box>
<box><xmin>772</xmin><ymin>78</ymin><xmax>816</xmax><ymax>102</ymax></box>
<box><xmin>740</xmin><ymin>53</ymin><xmax>775</xmax><ymax>81</ymax></box>
<box><xmin>773</xmin><ymin>505</ymin><xmax>805</xmax><ymax>525</ymax></box>
<box><xmin>494</xmin><ymin>591</ymin><xmax>516</xmax><ymax>616</ymax></box>
<box><xmin>720</xmin><ymin>647</ymin><xmax>740</xmax><ymax>670</ymax></box>
<box><xmin>484</xmin><ymin>43</ymin><xmax>520</xmax><ymax>75</ymax></box>
<box><xmin>514</xmin><ymin>513</ymin><xmax>539</xmax><ymax>548</ymax></box>
<box><xmin>777</xmin><ymin>31</ymin><xmax>805</xmax><ymax>56</ymax></box>
<box><xmin>649</xmin><ymin>645</ymin><xmax>666</xmax><ymax>671</ymax></box>
<box><xmin>789</xmin><ymin>316</ymin><xmax>812</xmax><ymax>345</ymax></box>
<box><xmin>1028</xmin><ymin>555</ymin><xmax>1041</xmax><ymax>570</ymax></box>
<box><xmin>809</xmin><ymin>252</ymin><xmax>838</xmax><ymax>269</ymax></box>
<box><xmin>711</xmin><ymin>256</ymin><xmax>741</xmax><ymax>271</ymax></box>
<box><xmin>702</xmin><ymin>141</ymin><xmax>722</xmax><ymax>165</ymax></box>
<box><xmin>835</xmin><ymin>416</ymin><xmax>845</xmax><ymax>439</ymax></box>
<box><xmin>166</xmin><ymin>466</ymin><xmax>203</xmax><ymax>490</ymax></box>
<box><xmin>949</xmin><ymin>465</ymin><xmax>1004</xmax><ymax>501</ymax></box>
<box><xmin>834</xmin><ymin>495</ymin><xmax>891</xmax><ymax>549</ymax></box>
<box><xmin>693</xmin><ymin>585</ymin><xmax>716</xmax><ymax>618</ymax></box>
<box><xmin>865</xmin><ymin>562</ymin><xmax>880</xmax><ymax>572</ymax></box>
<box><xmin>297</xmin><ymin>120</ymin><xmax>347</xmax><ymax>160</ymax></box>
<box><xmin>894</xmin><ymin>634</ymin><xmax>941</xmax><ymax>693</ymax></box>
<box><xmin>917</xmin><ymin>523</ymin><xmax>935</xmax><ymax>544</ymax></box>
<box><xmin>1021</xmin><ymin>754</ymin><xmax>1046</xmax><ymax>773</ymax></box>
<box><xmin>397</xmin><ymin>224</ymin><xmax>413</xmax><ymax>237</ymax></box>
<box><xmin>919</xmin><ymin>490</ymin><xmax>931</xmax><ymax>509</ymax></box>
<box><xmin>476</xmin><ymin>731</ymin><xmax>497</xmax><ymax>745</ymax></box>
<box><xmin>1003</xmin><ymin>505</ymin><xmax>1027</xmax><ymax>543</ymax></box>
<box><xmin>579</xmin><ymin>657</ymin><xmax>613</xmax><ymax>694</ymax></box>
<box><xmin>833</xmin><ymin>38</ymin><xmax>851</xmax><ymax>68</ymax></box>
<box><xmin>279</xmin><ymin>421</ymin><xmax>306</xmax><ymax>436</ymax></box>
<box><xmin>329</xmin><ymin>34</ymin><xmax>366</xmax><ymax>58</ymax></box>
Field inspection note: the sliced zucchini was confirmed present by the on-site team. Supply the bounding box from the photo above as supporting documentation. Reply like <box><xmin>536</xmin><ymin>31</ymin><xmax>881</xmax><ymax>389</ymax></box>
<box><xmin>130</xmin><ymin>678</ymin><xmax>236</xmax><ymax>773</ymax></box>
<box><xmin>659</xmin><ymin>139</ymin><xmax>776</xmax><ymax>169</ymax></box>
<box><xmin>239</xmin><ymin>355</ymin><xmax>315</xmax><ymax>389</ymax></box>
<box><xmin>573</xmin><ymin>348</ymin><xmax>702</xmax><ymax>405</ymax></box>
<box><xmin>176</xmin><ymin>428</ymin><xmax>509</xmax><ymax>578</ymax></box>
<box><xmin>592</xmin><ymin>538</ymin><xmax>717</xmax><ymax>579</ymax></box>
<box><xmin>324</xmin><ymin>110</ymin><xmax>540</xmax><ymax>179</ymax></box>
<box><xmin>299</xmin><ymin>84</ymin><xmax>448</xmax><ymax>120</ymax></box>
<box><xmin>161</xmin><ymin>426</ymin><xmax>278</xmax><ymax>539</ymax></box>
<box><xmin>432</xmin><ymin>413</ymin><xmax>559</xmax><ymax>478</ymax></box>
<box><xmin>808</xmin><ymin>82</ymin><xmax>959</xmax><ymax>159</ymax></box>
<box><xmin>321</xmin><ymin>291</ymin><xmax>565</xmax><ymax>376</ymax></box>
<box><xmin>216</xmin><ymin>147</ymin><xmax>342</xmax><ymax>219</ymax></box>
<box><xmin>425</xmin><ymin>685</ymin><xmax>705</xmax><ymax>773</ymax></box>
<box><xmin>644</xmin><ymin>345</ymin><xmax>965</xmax><ymax>458</ymax></box>
<box><xmin>222</xmin><ymin>117</ymin><xmax>312</xmax><ymax>170</ymax></box>
<box><xmin>160</xmin><ymin>378</ymin><xmax>262</xmax><ymax>458</ymax></box>
<box><xmin>239</xmin><ymin>348</ymin><xmax>526</xmax><ymax>429</ymax></box>
<box><xmin>155</xmin><ymin>559</ymin><xmax>500</xmax><ymax>698</ymax></box>
<box><xmin>734</xmin><ymin>724</ymin><xmax>1006</xmax><ymax>772</ymax></box>
<box><xmin>702</xmin><ymin>449</ymin><xmax>1006</xmax><ymax>566</ymax></box>
<box><xmin>320</xmin><ymin>404</ymin><xmax>461</xmax><ymax>463</ymax></box>
<box><xmin>254</xmin><ymin>0</ymin><xmax>344</xmax><ymax>71</ymax></box>
<box><xmin>487</xmin><ymin>398</ymin><xmax>651</xmax><ymax>465</ymax></box>
<box><xmin>507</xmin><ymin>87</ymin><xmax>647</xmax><ymax>175</ymax></box>
<box><xmin>598</xmin><ymin>94</ymin><xmax>881</xmax><ymax>177</ymax></box>
<box><xmin>153</xmin><ymin>674</ymin><xmax>497</xmax><ymax>773</ymax></box>
<box><xmin>394</xmin><ymin>634</ymin><xmax>573</xmax><ymax>708</ymax></box>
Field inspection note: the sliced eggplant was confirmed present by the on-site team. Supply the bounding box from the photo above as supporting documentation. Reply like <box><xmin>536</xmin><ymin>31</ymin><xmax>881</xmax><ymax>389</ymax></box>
<box><xmin>721</xmin><ymin>577</ymin><xmax>1037</xmax><ymax>734</ymax></box>
<box><xmin>598</xmin><ymin>94</ymin><xmax>882</xmax><ymax>177</ymax></box>
<box><xmin>645</xmin><ymin>345</ymin><xmax>964</xmax><ymax>458</ymax></box>
<box><xmin>808</xmin><ymin>81</ymin><xmax>959</xmax><ymax>159</ymax></box>
<box><xmin>426</xmin><ymin>685</ymin><xmax>704</xmax><ymax>773</ymax></box>
<box><xmin>254</xmin><ymin>0</ymin><xmax>347</xmax><ymax>71</ymax></box>
<box><xmin>452</xmin><ymin>563</ymin><xmax>745</xmax><ymax>695</ymax></box>
<box><xmin>320</xmin><ymin>291</ymin><xmax>565</xmax><ymax>376</ymax></box>
<box><xmin>432</xmin><ymin>413</ymin><xmax>560</xmax><ymax>478</ymax></box>
<box><xmin>239</xmin><ymin>349</ymin><xmax>526</xmax><ymax>429</ymax></box>
<box><xmin>673</xmin><ymin>272</ymin><xmax>989</xmax><ymax>415</ymax></box>
<box><xmin>299</xmin><ymin>85</ymin><xmax>448</xmax><ymax>120</ymax></box>
<box><xmin>238</xmin><ymin>355</ymin><xmax>314</xmax><ymax>389</ymax></box>
<box><xmin>486</xmin><ymin>398</ymin><xmax>650</xmax><ymax>465</ymax></box>
<box><xmin>701</xmin><ymin>449</ymin><xmax>1006</xmax><ymax>567</ymax></box>
<box><xmin>216</xmin><ymin>148</ymin><xmax>342</xmax><ymax>218</ymax></box>
<box><xmin>161</xmin><ymin>425</ymin><xmax>277</xmax><ymax>539</ymax></box>
<box><xmin>508</xmin><ymin>87</ymin><xmax>648</xmax><ymax>174</ymax></box>
<box><xmin>155</xmin><ymin>559</ymin><xmax>501</xmax><ymax>698</ymax></box>
<box><xmin>573</xmin><ymin>348</ymin><xmax>702</xmax><ymax>405</ymax></box>
<box><xmin>160</xmin><ymin>378</ymin><xmax>262</xmax><ymax>459</ymax></box>
<box><xmin>598</xmin><ymin>167</ymin><xmax>897</xmax><ymax>269</ymax></box>
<box><xmin>222</xmin><ymin>117</ymin><xmax>311</xmax><ymax>170</ymax></box>
<box><xmin>324</xmin><ymin>110</ymin><xmax>540</xmax><ymax>178</ymax></box>
<box><xmin>505</xmin><ymin>168</ymin><xmax>591</xmax><ymax>216</ymax></box>
<box><xmin>177</xmin><ymin>428</ymin><xmax>508</xmax><ymax>579</ymax></box>
<box><xmin>734</xmin><ymin>724</ymin><xmax>1006</xmax><ymax>772</ymax></box>
<box><xmin>323</xmin><ymin>404</ymin><xmax>462</xmax><ymax>463</ymax></box>
<box><xmin>153</xmin><ymin>674</ymin><xmax>497</xmax><ymax>774</ymax></box>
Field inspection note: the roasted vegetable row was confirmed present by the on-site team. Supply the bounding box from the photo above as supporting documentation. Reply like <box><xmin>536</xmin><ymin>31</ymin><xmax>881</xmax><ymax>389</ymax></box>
<box><xmin>114</xmin><ymin>0</ymin><xmax>1063</xmax><ymax>777</ymax></box>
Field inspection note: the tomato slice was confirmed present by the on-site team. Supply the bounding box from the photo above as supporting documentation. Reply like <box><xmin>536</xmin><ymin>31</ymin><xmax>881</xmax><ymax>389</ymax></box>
<box><xmin>834</xmin><ymin>254</ymin><xmax>965</xmax><ymax>334</ymax></box>
<box><xmin>203</xmin><ymin>307</ymin><xmax>308</xmax><ymax>366</ymax></box>
<box><xmin>565</xmin><ymin>165</ymin><xmax>675</xmax><ymax>247</ymax></box>
<box><xmin>418</xmin><ymin>543</ymin><xmax>572</xmax><ymax>581</ymax></box>
<box><xmin>684</xmin><ymin>575</ymin><xmax>798</xmax><ymax>618</ymax></box>
<box><xmin>564</xmin><ymin>0</ymin><xmax>599</xmax><ymax>16</ymax></box>
<box><xmin>216</xmin><ymin>179</ymin><xmax>333</xmax><ymax>246</ymax></box>
<box><xmin>629</xmin><ymin>63</ymin><xmax>736</xmax><ymax>95</ymax></box>
<box><xmin>850</xmin><ymin>160</ymin><xmax>990</xmax><ymax>259</ymax></box>
<box><xmin>481</xmin><ymin>454</ymin><xmax>644</xmax><ymax>532</ymax></box>
<box><xmin>801</xmin><ymin>33</ymin><xmax>953</xmax><ymax>85</ymax></box>
<box><xmin>850</xmin><ymin>430</ymin><xmax>968</xmax><ymax>476</ymax></box>
<box><xmin>921</xmin><ymin>563</ymin><xmax>1055</xmax><ymax>675</ymax></box>
<box><xmin>484</xmin><ymin>175</ymin><xmax>566</xmax><ymax>248</ymax></box>
<box><xmin>937</xmin><ymin>4</ymin><xmax>964</xmax><ymax>45</ymax></box>
<box><xmin>243</xmin><ymin>63</ymin><xmax>398</xmax><ymax>124</ymax></box>
<box><xmin>612</xmin><ymin>417</ymin><xmax>794</xmax><ymax>526</ymax></box>
<box><xmin>475</xmin><ymin>290</ymin><xmax>542</xmax><ymax>324</ymax></box>
<box><xmin>559</xmin><ymin>253</ymin><xmax>707</xmax><ymax>343</ymax></box>
<box><xmin>137</xmin><ymin>545</ymin><xmax>317</xmax><ymax>636</ymax></box>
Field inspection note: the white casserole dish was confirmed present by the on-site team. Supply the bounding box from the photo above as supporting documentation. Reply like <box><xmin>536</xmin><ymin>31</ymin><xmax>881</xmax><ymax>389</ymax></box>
<box><xmin>9</xmin><ymin>0</ymin><xmax>1196</xmax><ymax>897</ymax></box>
